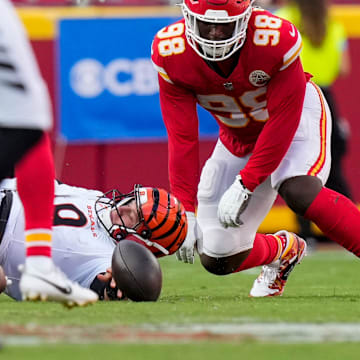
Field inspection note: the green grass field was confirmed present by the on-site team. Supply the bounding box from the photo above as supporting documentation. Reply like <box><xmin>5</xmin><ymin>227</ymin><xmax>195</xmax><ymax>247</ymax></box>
<box><xmin>1</xmin><ymin>248</ymin><xmax>360</xmax><ymax>359</ymax></box>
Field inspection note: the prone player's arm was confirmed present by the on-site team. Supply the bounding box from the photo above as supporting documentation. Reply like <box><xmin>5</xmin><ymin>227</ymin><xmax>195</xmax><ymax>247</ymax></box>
<box><xmin>0</xmin><ymin>265</ymin><xmax>12</xmax><ymax>294</ymax></box>
<box><xmin>90</xmin><ymin>268</ymin><xmax>123</xmax><ymax>301</ymax></box>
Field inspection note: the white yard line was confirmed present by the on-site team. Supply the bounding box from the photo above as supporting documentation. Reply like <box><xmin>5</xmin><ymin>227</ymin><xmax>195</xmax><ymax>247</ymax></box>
<box><xmin>2</xmin><ymin>323</ymin><xmax>360</xmax><ymax>345</ymax></box>
<box><xmin>142</xmin><ymin>323</ymin><xmax>360</xmax><ymax>343</ymax></box>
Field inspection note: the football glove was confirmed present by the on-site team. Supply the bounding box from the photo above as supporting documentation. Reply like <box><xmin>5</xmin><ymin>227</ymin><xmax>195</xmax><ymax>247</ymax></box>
<box><xmin>175</xmin><ymin>211</ymin><xmax>202</xmax><ymax>264</ymax></box>
<box><xmin>217</xmin><ymin>175</ymin><xmax>252</xmax><ymax>228</ymax></box>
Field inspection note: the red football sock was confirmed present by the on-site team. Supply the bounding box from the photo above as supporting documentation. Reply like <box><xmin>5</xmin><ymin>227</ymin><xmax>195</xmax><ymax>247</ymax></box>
<box><xmin>16</xmin><ymin>133</ymin><xmax>54</xmax><ymax>258</ymax></box>
<box><xmin>304</xmin><ymin>187</ymin><xmax>360</xmax><ymax>257</ymax></box>
<box><xmin>234</xmin><ymin>233</ymin><xmax>282</xmax><ymax>272</ymax></box>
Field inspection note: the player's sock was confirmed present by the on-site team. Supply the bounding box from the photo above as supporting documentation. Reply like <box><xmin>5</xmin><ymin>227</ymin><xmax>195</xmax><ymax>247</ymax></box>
<box><xmin>24</xmin><ymin>254</ymin><xmax>53</xmax><ymax>272</ymax></box>
<box><xmin>304</xmin><ymin>187</ymin><xmax>360</xmax><ymax>257</ymax></box>
<box><xmin>15</xmin><ymin>132</ymin><xmax>54</xmax><ymax>263</ymax></box>
<box><xmin>235</xmin><ymin>233</ymin><xmax>285</xmax><ymax>272</ymax></box>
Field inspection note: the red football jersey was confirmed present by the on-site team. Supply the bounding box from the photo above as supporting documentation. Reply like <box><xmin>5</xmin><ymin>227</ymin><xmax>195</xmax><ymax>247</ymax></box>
<box><xmin>152</xmin><ymin>8</ymin><xmax>310</xmax><ymax>212</ymax></box>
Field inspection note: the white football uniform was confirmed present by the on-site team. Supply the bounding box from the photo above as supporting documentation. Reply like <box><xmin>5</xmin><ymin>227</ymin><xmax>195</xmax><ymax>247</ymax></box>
<box><xmin>0</xmin><ymin>180</ymin><xmax>115</xmax><ymax>301</ymax></box>
<box><xmin>0</xmin><ymin>0</ymin><xmax>52</xmax><ymax>130</ymax></box>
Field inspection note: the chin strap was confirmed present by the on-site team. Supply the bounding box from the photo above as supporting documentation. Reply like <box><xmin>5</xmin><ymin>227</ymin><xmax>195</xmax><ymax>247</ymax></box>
<box><xmin>133</xmin><ymin>235</ymin><xmax>169</xmax><ymax>256</ymax></box>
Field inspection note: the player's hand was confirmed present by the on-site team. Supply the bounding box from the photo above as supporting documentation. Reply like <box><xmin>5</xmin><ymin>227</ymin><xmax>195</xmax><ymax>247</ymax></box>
<box><xmin>0</xmin><ymin>266</ymin><xmax>9</xmax><ymax>293</ymax></box>
<box><xmin>176</xmin><ymin>212</ymin><xmax>202</xmax><ymax>264</ymax></box>
<box><xmin>97</xmin><ymin>268</ymin><xmax>123</xmax><ymax>300</ymax></box>
<box><xmin>217</xmin><ymin>175</ymin><xmax>252</xmax><ymax>228</ymax></box>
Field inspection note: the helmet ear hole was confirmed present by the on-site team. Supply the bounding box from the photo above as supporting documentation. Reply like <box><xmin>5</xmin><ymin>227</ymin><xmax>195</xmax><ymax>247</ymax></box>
<box><xmin>141</xmin><ymin>229</ymin><xmax>152</xmax><ymax>239</ymax></box>
<box><xmin>112</xmin><ymin>228</ymin><xmax>127</xmax><ymax>241</ymax></box>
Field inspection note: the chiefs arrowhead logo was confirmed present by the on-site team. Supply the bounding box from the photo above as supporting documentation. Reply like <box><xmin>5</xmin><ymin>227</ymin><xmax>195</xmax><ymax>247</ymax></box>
<box><xmin>249</xmin><ymin>70</ymin><xmax>271</xmax><ymax>87</ymax></box>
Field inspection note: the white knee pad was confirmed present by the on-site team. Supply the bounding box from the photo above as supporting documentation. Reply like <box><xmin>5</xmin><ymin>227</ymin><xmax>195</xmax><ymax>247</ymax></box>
<box><xmin>202</xmin><ymin>226</ymin><xmax>254</xmax><ymax>258</ymax></box>
<box><xmin>197</xmin><ymin>158</ymin><xmax>231</xmax><ymax>203</ymax></box>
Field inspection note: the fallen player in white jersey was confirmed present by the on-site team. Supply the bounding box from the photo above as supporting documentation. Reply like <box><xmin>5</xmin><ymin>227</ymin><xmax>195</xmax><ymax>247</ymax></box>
<box><xmin>0</xmin><ymin>179</ymin><xmax>187</xmax><ymax>301</ymax></box>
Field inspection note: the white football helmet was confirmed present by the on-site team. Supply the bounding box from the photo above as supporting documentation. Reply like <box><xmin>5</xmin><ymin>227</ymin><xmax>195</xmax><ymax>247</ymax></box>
<box><xmin>181</xmin><ymin>0</ymin><xmax>255</xmax><ymax>61</ymax></box>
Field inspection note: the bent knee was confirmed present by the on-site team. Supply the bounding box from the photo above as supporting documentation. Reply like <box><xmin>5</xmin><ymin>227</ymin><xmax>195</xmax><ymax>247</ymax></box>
<box><xmin>200</xmin><ymin>250</ymin><xmax>251</xmax><ymax>275</ymax></box>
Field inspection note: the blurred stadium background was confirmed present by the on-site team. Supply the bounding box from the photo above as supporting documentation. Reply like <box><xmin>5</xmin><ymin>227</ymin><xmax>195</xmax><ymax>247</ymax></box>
<box><xmin>13</xmin><ymin>0</ymin><xmax>360</xmax><ymax>235</ymax></box>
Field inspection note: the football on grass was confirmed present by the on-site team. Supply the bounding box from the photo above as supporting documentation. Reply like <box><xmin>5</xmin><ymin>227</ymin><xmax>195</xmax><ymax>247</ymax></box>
<box><xmin>111</xmin><ymin>239</ymin><xmax>162</xmax><ymax>301</ymax></box>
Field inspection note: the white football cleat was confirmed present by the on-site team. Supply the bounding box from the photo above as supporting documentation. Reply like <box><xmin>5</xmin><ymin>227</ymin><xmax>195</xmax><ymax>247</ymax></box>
<box><xmin>250</xmin><ymin>231</ymin><xmax>307</xmax><ymax>297</ymax></box>
<box><xmin>19</xmin><ymin>262</ymin><xmax>98</xmax><ymax>308</ymax></box>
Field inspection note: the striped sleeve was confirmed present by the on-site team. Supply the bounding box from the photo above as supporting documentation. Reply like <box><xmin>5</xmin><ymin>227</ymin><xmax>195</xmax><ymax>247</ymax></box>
<box><xmin>151</xmin><ymin>61</ymin><xmax>174</xmax><ymax>85</ymax></box>
<box><xmin>280</xmin><ymin>30</ymin><xmax>303</xmax><ymax>71</ymax></box>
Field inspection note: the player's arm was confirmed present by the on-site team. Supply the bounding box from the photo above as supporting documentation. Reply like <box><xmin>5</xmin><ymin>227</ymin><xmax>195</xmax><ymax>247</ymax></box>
<box><xmin>152</xmin><ymin>24</ymin><xmax>202</xmax><ymax>263</ymax></box>
<box><xmin>218</xmin><ymin>12</ymin><xmax>309</xmax><ymax>227</ymax></box>
<box><xmin>151</xmin><ymin>23</ymin><xmax>200</xmax><ymax>212</ymax></box>
<box><xmin>157</xmin><ymin>74</ymin><xmax>200</xmax><ymax>213</ymax></box>
<box><xmin>240</xmin><ymin>57</ymin><xmax>307</xmax><ymax>191</ymax></box>
<box><xmin>238</xmin><ymin>16</ymin><xmax>306</xmax><ymax>191</ymax></box>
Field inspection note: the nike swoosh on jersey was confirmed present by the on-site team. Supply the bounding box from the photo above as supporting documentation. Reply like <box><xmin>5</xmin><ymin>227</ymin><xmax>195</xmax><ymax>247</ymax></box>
<box><xmin>289</xmin><ymin>24</ymin><xmax>296</xmax><ymax>37</ymax></box>
<box><xmin>32</xmin><ymin>274</ymin><xmax>73</xmax><ymax>294</ymax></box>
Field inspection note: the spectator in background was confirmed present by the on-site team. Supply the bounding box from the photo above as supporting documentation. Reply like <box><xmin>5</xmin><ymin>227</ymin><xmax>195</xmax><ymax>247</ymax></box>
<box><xmin>0</xmin><ymin>0</ymin><xmax>97</xmax><ymax>306</ymax></box>
<box><xmin>276</xmin><ymin>0</ymin><xmax>352</xmax><ymax>248</ymax></box>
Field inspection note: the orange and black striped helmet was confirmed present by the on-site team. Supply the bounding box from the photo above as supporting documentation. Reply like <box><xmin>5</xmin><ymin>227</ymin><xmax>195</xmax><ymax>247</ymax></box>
<box><xmin>133</xmin><ymin>185</ymin><xmax>188</xmax><ymax>257</ymax></box>
<box><xmin>95</xmin><ymin>185</ymin><xmax>187</xmax><ymax>257</ymax></box>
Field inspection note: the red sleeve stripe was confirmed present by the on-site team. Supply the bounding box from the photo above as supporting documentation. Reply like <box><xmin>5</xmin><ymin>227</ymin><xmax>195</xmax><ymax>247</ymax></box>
<box><xmin>308</xmin><ymin>82</ymin><xmax>328</xmax><ymax>177</ymax></box>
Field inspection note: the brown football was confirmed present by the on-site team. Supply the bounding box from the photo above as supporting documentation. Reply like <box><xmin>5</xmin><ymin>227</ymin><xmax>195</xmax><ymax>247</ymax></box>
<box><xmin>111</xmin><ymin>240</ymin><xmax>162</xmax><ymax>302</ymax></box>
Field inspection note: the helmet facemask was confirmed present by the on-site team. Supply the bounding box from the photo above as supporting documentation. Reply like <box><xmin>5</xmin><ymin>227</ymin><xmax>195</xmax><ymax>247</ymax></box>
<box><xmin>95</xmin><ymin>189</ymin><xmax>140</xmax><ymax>242</ymax></box>
<box><xmin>182</xmin><ymin>1</ymin><xmax>254</xmax><ymax>61</ymax></box>
<box><xmin>95</xmin><ymin>185</ymin><xmax>172</xmax><ymax>256</ymax></box>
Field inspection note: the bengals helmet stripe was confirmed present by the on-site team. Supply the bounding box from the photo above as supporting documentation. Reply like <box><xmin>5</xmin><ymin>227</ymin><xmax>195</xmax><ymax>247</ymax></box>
<box><xmin>159</xmin><ymin>221</ymin><xmax>187</xmax><ymax>249</ymax></box>
<box><xmin>151</xmin><ymin>222</ymin><xmax>187</xmax><ymax>258</ymax></box>
<box><xmin>150</xmin><ymin>192</ymin><xmax>174</xmax><ymax>233</ymax></box>
<box><xmin>152</xmin><ymin>203</ymin><xmax>183</xmax><ymax>239</ymax></box>
<box><xmin>146</xmin><ymin>188</ymin><xmax>160</xmax><ymax>224</ymax></box>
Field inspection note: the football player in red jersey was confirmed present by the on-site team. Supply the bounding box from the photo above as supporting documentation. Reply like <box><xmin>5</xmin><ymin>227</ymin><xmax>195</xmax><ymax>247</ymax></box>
<box><xmin>152</xmin><ymin>0</ymin><xmax>360</xmax><ymax>297</ymax></box>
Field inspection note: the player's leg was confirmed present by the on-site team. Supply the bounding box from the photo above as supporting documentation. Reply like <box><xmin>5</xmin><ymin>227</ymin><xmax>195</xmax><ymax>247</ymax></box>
<box><xmin>277</xmin><ymin>82</ymin><xmax>360</xmax><ymax>258</ymax></box>
<box><xmin>248</xmin><ymin>82</ymin><xmax>333</xmax><ymax>297</ymax></box>
<box><xmin>196</xmin><ymin>140</ymin><xmax>291</xmax><ymax>277</ymax></box>
<box><xmin>250</xmin><ymin>82</ymin><xmax>331</xmax><ymax>297</ymax></box>
<box><xmin>16</xmin><ymin>132</ymin><xmax>54</xmax><ymax>266</ymax></box>
<box><xmin>15</xmin><ymin>132</ymin><xmax>98</xmax><ymax>306</ymax></box>
<box><xmin>0</xmin><ymin>0</ymin><xmax>97</xmax><ymax>306</ymax></box>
